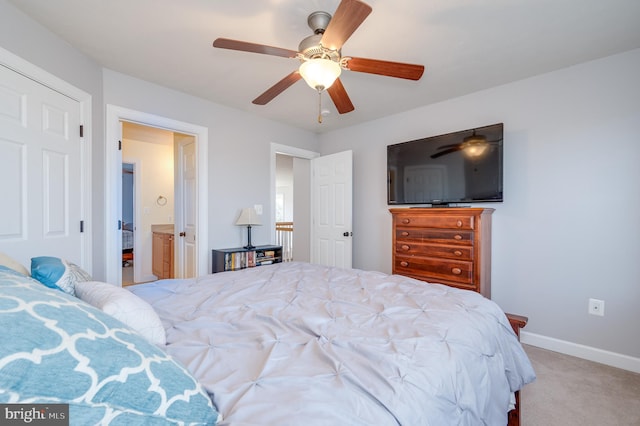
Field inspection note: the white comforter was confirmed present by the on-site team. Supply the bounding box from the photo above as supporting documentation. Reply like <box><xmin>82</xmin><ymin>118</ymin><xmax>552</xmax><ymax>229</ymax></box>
<box><xmin>130</xmin><ymin>262</ymin><xmax>535</xmax><ymax>426</ymax></box>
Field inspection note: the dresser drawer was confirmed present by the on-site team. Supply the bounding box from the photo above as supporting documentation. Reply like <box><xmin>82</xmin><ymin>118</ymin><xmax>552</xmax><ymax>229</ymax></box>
<box><xmin>396</xmin><ymin>228</ymin><xmax>473</xmax><ymax>245</ymax></box>
<box><xmin>395</xmin><ymin>242</ymin><xmax>473</xmax><ymax>260</ymax></box>
<box><xmin>394</xmin><ymin>214</ymin><xmax>475</xmax><ymax>230</ymax></box>
<box><xmin>394</xmin><ymin>255</ymin><xmax>473</xmax><ymax>285</ymax></box>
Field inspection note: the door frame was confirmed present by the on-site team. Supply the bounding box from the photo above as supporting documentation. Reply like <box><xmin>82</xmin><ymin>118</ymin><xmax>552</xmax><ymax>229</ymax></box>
<box><xmin>105</xmin><ymin>105</ymin><xmax>208</xmax><ymax>285</ymax></box>
<box><xmin>0</xmin><ymin>46</ymin><xmax>93</xmax><ymax>272</ymax></box>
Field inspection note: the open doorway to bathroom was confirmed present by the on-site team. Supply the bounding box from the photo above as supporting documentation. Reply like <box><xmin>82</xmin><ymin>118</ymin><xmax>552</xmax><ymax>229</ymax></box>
<box><xmin>121</xmin><ymin>121</ymin><xmax>176</xmax><ymax>286</ymax></box>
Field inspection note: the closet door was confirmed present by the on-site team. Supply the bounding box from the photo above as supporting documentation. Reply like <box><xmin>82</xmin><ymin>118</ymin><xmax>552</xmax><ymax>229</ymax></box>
<box><xmin>0</xmin><ymin>64</ymin><xmax>84</xmax><ymax>267</ymax></box>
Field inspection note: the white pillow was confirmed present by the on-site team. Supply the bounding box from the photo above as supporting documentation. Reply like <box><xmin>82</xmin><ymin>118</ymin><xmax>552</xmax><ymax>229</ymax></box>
<box><xmin>0</xmin><ymin>252</ymin><xmax>30</xmax><ymax>276</ymax></box>
<box><xmin>74</xmin><ymin>281</ymin><xmax>166</xmax><ymax>346</ymax></box>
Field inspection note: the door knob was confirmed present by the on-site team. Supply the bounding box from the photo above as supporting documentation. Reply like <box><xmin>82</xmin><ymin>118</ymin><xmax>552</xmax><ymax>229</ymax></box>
<box><xmin>343</xmin><ymin>231</ymin><xmax>353</xmax><ymax>237</ymax></box>
<box><xmin>179</xmin><ymin>232</ymin><xmax>186</xmax><ymax>237</ymax></box>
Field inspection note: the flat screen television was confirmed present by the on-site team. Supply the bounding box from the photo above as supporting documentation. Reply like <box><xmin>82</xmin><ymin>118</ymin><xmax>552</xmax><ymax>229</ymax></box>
<box><xmin>387</xmin><ymin>123</ymin><xmax>503</xmax><ymax>205</ymax></box>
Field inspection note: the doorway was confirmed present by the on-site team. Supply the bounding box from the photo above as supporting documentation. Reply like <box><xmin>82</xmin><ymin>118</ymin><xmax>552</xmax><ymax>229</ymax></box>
<box><xmin>270</xmin><ymin>144</ymin><xmax>353</xmax><ymax>268</ymax></box>
<box><xmin>275</xmin><ymin>154</ymin><xmax>305</xmax><ymax>262</ymax></box>
<box><xmin>271</xmin><ymin>144</ymin><xmax>319</xmax><ymax>263</ymax></box>
<box><xmin>120</xmin><ymin>122</ymin><xmax>176</xmax><ymax>285</ymax></box>
<box><xmin>105</xmin><ymin>105</ymin><xmax>209</xmax><ymax>286</ymax></box>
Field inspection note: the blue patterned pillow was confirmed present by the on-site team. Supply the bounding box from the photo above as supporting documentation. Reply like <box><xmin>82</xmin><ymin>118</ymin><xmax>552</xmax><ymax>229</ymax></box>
<box><xmin>30</xmin><ymin>256</ymin><xmax>92</xmax><ymax>296</ymax></box>
<box><xmin>0</xmin><ymin>266</ymin><xmax>219</xmax><ymax>425</ymax></box>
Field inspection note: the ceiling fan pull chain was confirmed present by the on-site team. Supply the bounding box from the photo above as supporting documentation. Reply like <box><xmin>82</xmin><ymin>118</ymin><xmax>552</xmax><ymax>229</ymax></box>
<box><xmin>317</xmin><ymin>90</ymin><xmax>323</xmax><ymax>124</ymax></box>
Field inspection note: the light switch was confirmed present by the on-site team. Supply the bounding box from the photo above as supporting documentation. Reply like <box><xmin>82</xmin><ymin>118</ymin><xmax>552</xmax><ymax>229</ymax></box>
<box><xmin>254</xmin><ymin>204</ymin><xmax>263</xmax><ymax>215</ymax></box>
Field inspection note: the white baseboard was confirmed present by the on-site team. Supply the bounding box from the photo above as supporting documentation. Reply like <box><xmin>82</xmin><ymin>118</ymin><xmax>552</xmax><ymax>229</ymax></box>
<box><xmin>521</xmin><ymin>331</ymin><xmax>640</xmax><ymax>374</ymax></box>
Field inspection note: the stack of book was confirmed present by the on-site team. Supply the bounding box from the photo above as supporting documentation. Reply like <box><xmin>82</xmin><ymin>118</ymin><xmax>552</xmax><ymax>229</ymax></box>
<box><xmin>255</xmin><ymin>250</ymin><xmax>276</xmax><ymax>266</ymax></box>
<box><xmin>224</xmin><ymin>251</ymin><xmax>256</xmax><ymax>270</ymax></box>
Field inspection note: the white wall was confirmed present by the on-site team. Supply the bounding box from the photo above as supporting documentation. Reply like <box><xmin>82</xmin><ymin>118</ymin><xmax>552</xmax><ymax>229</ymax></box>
<box><xmin>320</xmin><ymin>49</ymin><xmax>640</xmax><ymax>361</ymax></box>
<box><xmin>275</xmin><ymin>154</ymin><xmax>294</xmax><ymax>221</ymax></box>
<box><xmin>293</xmin><ymin>157</ymin><xmax>311</xmax><ymax>262</ymax></box>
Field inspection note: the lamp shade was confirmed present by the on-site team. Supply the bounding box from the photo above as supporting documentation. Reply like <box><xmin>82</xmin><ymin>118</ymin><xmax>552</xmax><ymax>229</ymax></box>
<box><xmin>235</xmin><ymin>208</ymin><xmax>262</xmax><ymax>226</ymax></box>
<box><xmin>299</xmin><ymin>58</ymin><xmax>341</xmax><ymax>91</ymax></box>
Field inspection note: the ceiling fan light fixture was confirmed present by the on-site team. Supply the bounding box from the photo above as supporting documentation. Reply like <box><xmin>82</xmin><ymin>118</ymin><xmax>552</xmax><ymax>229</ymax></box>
<box><xmin>458</xmin><ymin>132</ymin><xmax>488</xmax><ymax>158</ymax></box>
<box><xmin>299</xmin><ymin>58</ymin><xmax>341</xmax><ymax>91</ymax></box>
<box><xmin>463</xmin><ymin>143</ymin><xmax>489</xmax><ymax>158</ymax></box>
<box><xmin>462</xmin><ymin>139</ymin><xmax>489</xmax><ymax>158</ymax></box>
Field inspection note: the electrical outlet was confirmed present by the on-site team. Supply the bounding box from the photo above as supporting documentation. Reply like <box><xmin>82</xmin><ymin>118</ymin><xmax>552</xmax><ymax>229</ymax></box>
<box><xmin>588</xmin><ymin>298</ymin><xmax>605</xmax><ymax>316</ymax></box>
<box><xmin>254</xmin><ymin>204</ymin><xmax>263</xmax><ymax>215</ymax></box>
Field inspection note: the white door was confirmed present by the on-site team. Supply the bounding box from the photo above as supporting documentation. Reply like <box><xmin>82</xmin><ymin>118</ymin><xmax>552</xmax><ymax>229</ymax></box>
<box><xmin>311</xmin><ymin>150</ymin><xmax>353</xmax><ymax>268</ymax></box>
<box><xmin>0</xmin><ymin>64</ymin><xmax>85</xmax><ymax>267</ymax></box>
<box><xmin>176</xmin><ymin>135</ymin><xmax>197</xmax><ymax>278</ymax></box>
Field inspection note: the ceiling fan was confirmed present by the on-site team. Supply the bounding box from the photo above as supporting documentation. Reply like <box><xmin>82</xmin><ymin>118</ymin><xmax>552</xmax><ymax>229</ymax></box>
<box><xmin>431</xmin><ymin>130</ymin><xmax>503</xmax><ymax>159</ymax></box>
<box><xmin>212</xmin><ymin>0</ymin><xmax>424</xmax><ymax>122</ymax></box>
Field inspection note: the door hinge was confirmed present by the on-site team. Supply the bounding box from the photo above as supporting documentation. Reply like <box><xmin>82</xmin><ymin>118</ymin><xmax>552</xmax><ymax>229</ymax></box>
<box><xmin>118</xmin><ymin>220</ymin><xmax>122</xmax><ymax>230</ymax></box>
<box><xmin>80</xmin><ymin>220</ymin><xmax>84</xmax><ymax>233</ymax></box>
<box><xmin>79</xmin><ymin>125</ymin><xmax>84</xmax><ymax>137</ymax></box>
<box><xmin>118</xmin><ymin>140</ymin><xmax>122</xmax><ymax>151</ymax></box>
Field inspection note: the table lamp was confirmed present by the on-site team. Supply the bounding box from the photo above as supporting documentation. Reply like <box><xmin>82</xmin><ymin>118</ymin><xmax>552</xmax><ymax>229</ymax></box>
<box><xmin>235</xmin><ymin>207</ymin><xmax>261</xmax><ymax>249</ymax></box>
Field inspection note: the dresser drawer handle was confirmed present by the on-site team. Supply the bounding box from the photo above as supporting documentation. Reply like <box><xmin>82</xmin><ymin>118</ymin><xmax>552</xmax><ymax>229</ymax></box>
<box><xmin>401</xmin><ymin>245</ymin><xmax>410</xmax><ymax>251</ymax></box>
<box><xmin>400</xmin><ymin>261</ymin><xmax>409</xmax><ymax>267</ymax></box>
<box><xmin>401</xmin><ymin>231</ymin><xmax>409</xmax><ymax>237</ymax></box>
<box><xmin>456</xmin><ymin>220</ymin><xmax>463</xmax><ymax>227</ymax></box>
<box><xmin>451</xmin><ymin>268</ymin><xmax>462</xmax><ymax>275</ymax></box>
<box><xmin>454</xmin><ymin>234</ymin><xmax>463</xmax><ymax>240</ymax></box>
<box><xmin>454</xmin><ymin>250</ymin><xmax>463</xmax><ymax>256</ymax></box>
<box><xmin>402</xmin><ymin>219</ymin><xmax>410</xmax><ymax>224</ymax></box>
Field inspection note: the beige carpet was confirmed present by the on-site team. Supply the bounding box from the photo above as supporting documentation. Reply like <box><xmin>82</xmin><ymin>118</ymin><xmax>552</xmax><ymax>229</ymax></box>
<box><xmin>521</xmin><ymin>344</ymin><xmax>640</xmax><ymax>425</ymax></box>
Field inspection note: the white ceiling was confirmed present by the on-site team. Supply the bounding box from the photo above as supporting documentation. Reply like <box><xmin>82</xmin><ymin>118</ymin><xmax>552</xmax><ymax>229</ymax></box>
<box><xmin>9</xmin><ymin>0</ymin><xmax>640</xmax><ymax>134</ymax></box>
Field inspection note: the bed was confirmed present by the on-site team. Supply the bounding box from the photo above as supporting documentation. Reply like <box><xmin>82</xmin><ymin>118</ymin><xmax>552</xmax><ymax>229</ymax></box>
<box><xmin>129</xmin><ymin>262</ymin><xmax>535</xmax><ymax>425</ymax></box>
<box><xmin>0</xmin><ymin>256</ymin><xmax>535</xmax><ymax>425</ymax></box>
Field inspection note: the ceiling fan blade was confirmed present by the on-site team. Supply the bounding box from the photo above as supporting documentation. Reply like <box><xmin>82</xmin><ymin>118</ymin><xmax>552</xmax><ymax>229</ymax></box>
<box><xmin>321</xmin><ymin>0</ymin><xmax>372</xmax><ymax>51</ymax></box>
<box><xmin>345</xmin><ymin>57</ymin><xmax>425</xmax><ymax>81</ymax></box>
<box><xmin>327</xmin><ymin>78</ymin><xmax>355</xmax><ymax>114</ymax></box>
<box><xmin>437</xmin><ymin>143</ymin><xmax>462</xmax><ymax>150</ymax></box>
<box><xmin>431</xmin><ymin>146</ymin><xmax>462</xmax><ymax>159</ymax></box>
<box><xmin>213</xmin><ymin>38</ymin><xmax>298</xmax><ymax>58</ymax></box>
<box><xmin>252</xmin><ymin>71</ymin><xmax>302</xmax><ymax>105</ymax></box>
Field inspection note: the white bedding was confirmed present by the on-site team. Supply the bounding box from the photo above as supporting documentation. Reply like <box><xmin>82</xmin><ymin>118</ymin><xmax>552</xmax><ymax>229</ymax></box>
<box><xmin>130</xmin><ymin>262</ymin><xmax>535</xmax><ymax>425</ymax></box>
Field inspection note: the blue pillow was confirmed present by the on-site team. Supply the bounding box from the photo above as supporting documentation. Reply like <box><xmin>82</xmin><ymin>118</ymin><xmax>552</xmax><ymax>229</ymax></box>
<box><xmin>30</xmin><ymin>256</ymin><xmax>92</xmax><ymax>296</ymax></box>
<box><xmin>0</xmin><ymin>266</ymin><xmax>219</xmax><ymax>425</ymax></box>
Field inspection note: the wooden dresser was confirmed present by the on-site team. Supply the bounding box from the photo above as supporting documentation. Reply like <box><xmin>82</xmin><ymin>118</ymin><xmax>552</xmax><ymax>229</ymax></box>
<box><xmin>390</xmin><ymin>207</ymin><xmax>494</xmax><ymax>298</ymax></box>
